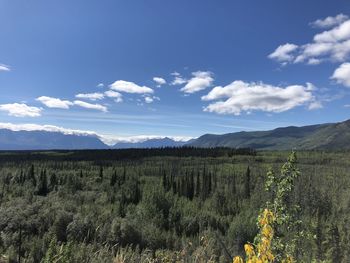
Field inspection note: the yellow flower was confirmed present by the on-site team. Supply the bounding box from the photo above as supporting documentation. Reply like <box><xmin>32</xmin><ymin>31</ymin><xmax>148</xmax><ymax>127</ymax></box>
<box><xmin>261</xmin><ymin>237</ymin><xmax>271</xmax><ymax>248</ymax></box>
<box><xmin>259</xmin><ymin>217</ymin><xmax>267</xmax><ymax>226</ymax></box>
<box><xmin>266</xmin><ymin>251</ymin><xmax>275</xmax><ymax>261</ymax></box>
<box><xmin>262</xmin><ymin>209</ymin><xmax>274</xmax><ymax>224</ymax></box>
<box><xmin>233</xmin><ymin>256</ymin><xmax>244</xmax><ymax>263</ymax></box>
<box><xmin>244</xmin><ymin>244</ymin><xmax>255</xmax><ymax>257</ymax></box>
<box><xmin>262</xmin><ymin>225</ymin><xmax>273</xmax><ymax>239</ymax></box>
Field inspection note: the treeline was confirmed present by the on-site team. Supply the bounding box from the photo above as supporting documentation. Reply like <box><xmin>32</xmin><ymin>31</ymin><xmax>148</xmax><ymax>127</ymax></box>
<box><xmin>0</xmin><ymin>150</ymin><xmax>349</xmax><ymax>262</ymax></box>
<box><xmin>0</xmin><ymin>147</ymin><xmax>256</xmax><ymax>162</ymax></box>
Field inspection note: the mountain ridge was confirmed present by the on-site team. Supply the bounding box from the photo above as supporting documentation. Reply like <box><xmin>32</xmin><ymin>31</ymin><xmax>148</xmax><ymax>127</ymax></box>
<box><xmin>0</xmin><ymin>119</ymin><xmax>350</xmax><ymax>150</ymax></box>
<box><xmin>188</xmin><ymin>120</ymin><xmax>349</xmax><ymax>150</ymax></box>
<box><xmin>112</xmin><ymin>137</ymin><xmax>191</xmax><ymax>149</ymax></box>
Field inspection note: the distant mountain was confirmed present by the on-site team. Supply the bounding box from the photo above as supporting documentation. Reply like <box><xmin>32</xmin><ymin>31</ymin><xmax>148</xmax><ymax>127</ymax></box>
<box><xmin>188</xmin><ymin>119</ymin><xmax>350</xmax><ymax>150</ymax></box>
<box><xmin>113</xmin><ymin>137</ymin><xmax>190</xmax><ymax>149</ymax></box>
<box><xmin>2</xmin><ymin>119</ymin><xmax>350</xmax><ymax>150</ymax></box>
<box><xmin>0</xmin><ymin>129</ymin><xmax>108</xmax><ymax>150</ymax></box>
<box><xmin>0</xmin><ymin>129</ymin><xmax>193</xmax><ymax>150</ymax></box>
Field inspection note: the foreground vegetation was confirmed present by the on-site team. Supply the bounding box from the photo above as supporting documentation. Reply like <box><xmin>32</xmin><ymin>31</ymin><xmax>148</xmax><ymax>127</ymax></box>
<box><xmin>0</xmin><ymin>148</ymin><xmax>349</xmax><ymax>262</ymax></box>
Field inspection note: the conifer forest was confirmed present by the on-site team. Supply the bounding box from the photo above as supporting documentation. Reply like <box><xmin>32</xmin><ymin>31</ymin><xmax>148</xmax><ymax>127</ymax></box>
<box><xmin>0</xmin><ymin>148</ymin><xmax>349</xmax><ymax>262</ymax></box>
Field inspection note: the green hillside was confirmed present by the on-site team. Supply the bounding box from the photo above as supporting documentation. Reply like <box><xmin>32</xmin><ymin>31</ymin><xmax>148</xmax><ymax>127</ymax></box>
<box><xmin>190</xmin><ymin>120</ymin><xmax>350</xmax><ymax>150</ymax></box>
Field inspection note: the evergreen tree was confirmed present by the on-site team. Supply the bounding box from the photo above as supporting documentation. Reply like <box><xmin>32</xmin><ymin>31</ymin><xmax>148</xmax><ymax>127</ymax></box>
<box><xmin>49</xmin><ymin>172</ymin><xmax>58</xmax><ymax>191</ymax></box>
<box><xmin>28</xmin><ymin>164</ymin><xmax>36</xmax><ymax>187</ymax></box>
<box><xmin>188</xmin><ymin>170</ymin><xmax>194</xmax><ymax>200</ymax></box>
<box><xmin>36</xmin><ymin>169</ymin><xmax>49</xmax><ymax>196</ymax></box>
<box><xmin>208</xmin><ymin>171</ymin><xmax>212</xmax><ymax>196</ymax></box>
<box><xmin>244</xmin><ymin>166</ymin><xmax>251</xmax><ymax>199</ymax></box>
<box><xmin>19</xmin><ymin>169</ymin><xmax>25</xmax><ymax>185</ymax></box>
<box><xmin>325</xmin><ymin>224</ymin><xmax>342</xmax><ymax>262</ymax></box>
<box><xmin>99</xmin><ymin>165</ymin><xmax>104</xmax><ymax>180</ymax></box>
<box><xmin>110</xmin><ymin>170</ymin><xmax>117</xmax><ymax>186</ymax></box>
<box><xmin>195</xmin><ymin>170</ymin><xmax>200</xmax><ymax>198</ymax></box>
<box><xmin>162</xmin><ymin>170</ymin><xmax>168</xmax><ymax>191</ymax></box>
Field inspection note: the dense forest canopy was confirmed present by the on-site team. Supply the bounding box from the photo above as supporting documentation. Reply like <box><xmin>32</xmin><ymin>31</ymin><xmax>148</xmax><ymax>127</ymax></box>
<box><xmin>0</xmin><ymin>148</ymin><xmax>349</xmax><ymax>262</ymax></box>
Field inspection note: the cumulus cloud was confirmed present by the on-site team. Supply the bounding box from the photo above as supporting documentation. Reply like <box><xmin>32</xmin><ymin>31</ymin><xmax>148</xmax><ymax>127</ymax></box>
<box><xmin>268</xmin><ymin>43</ymin><xmax>298</xmax><ymax>62</ymax></box>
<box><xmin>153</xmin><ymin>77</ymin><xmax>166</xmax><ymax>87</ymax></box>
<box><xmin>144</xmin><ymin>96</ymin><xmax>160</xmax><ymax>104</ymax></box>
<box><xmin>308</xmin><ymin>101</ymin><xmax>323</xmax><ymax>110</ymax></box>
<box><xmin>331</xmin><ymin>62</ymin><xmax>350</xmax><ymax>87</ymax></box>
<box><xmin>97</xmin><ymin>83</ymin><xmax>104</xmax><ymax>88</ymax></box>
<box><xmin>75</xmin><ymin>92</ymin><xmax>104</xmax><ymax>101</ymax></box>
<box><xmin>310</xmin><ymin>14</ymin><xmax>348</xmax><ymax>29</ymax></box>
<box><xmin>202</xmin><ymin>80</ymin><xmax>314</xmax><ymax>115</ymax></box>
<box><xmin>104</xmin><ymin>90</ymin><xmax>123</xmax><ymax>103</ymax></box>
<box><xmin>73</xmin><ymin>100</ymin><xmax>108</xmax><ymax>112</ymax></box>
<box><xmin>170</xmin><ymin>72</ymin><xmax>187</xmax><ymax>85</ymax></box>
<box><xmin>180</xmin><ymin>71</ymin><xmax>214</xmax><ymax>94</ymax></box>
<box><xmin>145</xmin><ymin>97</ymin><xmax>154</xmax><ymax>104</ymax></box>
<box><xmin>269</xmin><ymin>15</ymin><xmax>350</xmax><ymax>65</ymax></box>
<box><xmin>0</xmin><ymin>64</ymin><xmax>10</xmax><ymax>72</ymax></box>
<box><xmin>110</xmin><ymin>80</ymin><xmax>153</xmax><ymax>94</ymax></box>
<box><xmin>36</xmin><ymin>96</ymin><xmax>73</xmax><ymax>109</ymax></box>
<box><xmin>0</xmin><ymin>103</ymin><xmax>42</xmax><ymax>117</ymax></box>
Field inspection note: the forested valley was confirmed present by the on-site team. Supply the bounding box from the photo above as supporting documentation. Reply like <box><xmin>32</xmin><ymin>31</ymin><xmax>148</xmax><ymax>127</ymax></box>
<box><xmin>0</xmin><ymin>148</ymin><xmax>349</xmax><ymax>262</ymax></box>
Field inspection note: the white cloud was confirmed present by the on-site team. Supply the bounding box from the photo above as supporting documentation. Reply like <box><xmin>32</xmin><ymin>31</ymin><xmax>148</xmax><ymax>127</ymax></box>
<box><xmin>170</xmin><ymin>72</ymin><xmax>187</xmax><ymax>85</ymax></box>
<box><xmin>202</xmin><ymin>80</ymin><xmax>314</xmax><ymax>115</ymax></box>
<box><xmin>313</xmin><ymin>20</ymin><xmax>350</xmax><ymax>43</ymax></box>
<box><xmin>270</xmin><ymin>16</ymin><xmax>350</xmax><ymax>65</ymax></box>
<box><xmin>180</xmin><ymin>71</ymin><xmax>214</xmax><ymax>94</ymax></box>
<box><xmin>0</xmin><ymin>103</ymin><xmax>42</xmax><ymax>117</ymax></box>
<box><xmin>308</xmin><ymin>101</ymin><xmax>323</xmax><ymax>110</ymax></box>
<box><xmin>307</xmin><ymin>58</ymin><xmax>322</xmax><ymax>65</ymax></box>
<box><xmin>104</xmin><ymin>135</ymin><xmax>194</xmax><ymax>145</ymax></box>
<box><xmin>310</xmin><ymin>14</ymin><xmax>348</xmax><ymax>29</ymax></box>
<box><xmin>104</xmin><ymin>90</ymin><xmax>123</xmax><ymax>103</ymax></box>
<box><xmin>110</xmin><ymin>80</ymin><xmax>153</xmax><ymax>94</ymax></box>
<box><xmin>153</xmin><ymin>77</ymin><xmax>166</xmax><ymax>87</ymax></box>
<box><xmin>36</xmin><ymin>96</ymin><xmax>73</xmax><ymax>109</ymax></box>
<box><xmin>73</xmin><ymin>100</ymin><xmax>108</xmax><ymax>112</ymax></box>
<box><xmin>0</xmin><ymin>122</ymin><xmax>194</xmax><ymax>146</ymax></box>
<box><xmin>97</xmin><ymin>83</ymin><xmax>104</xmax><ymax>88</ymax></box>
<box><xmin>0</xmin><ymin>64</ymin><xmax>10</xmax><ymax>72</ymax></box>
<box><xmin>331</xmin><ymin>62</ymin><xmax>350</xmax><ymax>87</ymax></box>
<box><xmin>145</xmin><ymin>97</ymin><xmax>154</xmax><ymax>103</ymax></box>
<box><xmin>0</xmin><ymin>122</ymin><xmax>98</xmax><ymax>137</ymax></box>
<box><xmin>268</xmin><ymin>43</ymin><xmax>298</xmax><ymax>62</ymax></box>
<box><xmin>75</xmin><ymin>92</ymin><xmax>104</xmax><ymax>101</ymax></box>
<box><xmin>144</xmin><ymin>96</ymin><xmax>160</xmax><ymax>104</ymax></box>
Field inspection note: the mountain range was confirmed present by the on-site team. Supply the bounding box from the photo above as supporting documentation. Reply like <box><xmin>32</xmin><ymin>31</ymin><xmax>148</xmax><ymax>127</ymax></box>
<box><xmin>1</xmin><ymin>119</ymin><xmax>350</xmax><ymax>150</ymax></box>
<box><xmin>112</xmin><ymin>137</ymin><xmax>193</xmax><ymax>149</ymax></box>
<box><xmin>0</xmin><ymin>129</ymin><xmax>107</xmax><ymax>150</ymax></box>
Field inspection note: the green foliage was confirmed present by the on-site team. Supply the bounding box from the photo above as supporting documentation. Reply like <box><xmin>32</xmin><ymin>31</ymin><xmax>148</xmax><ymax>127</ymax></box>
<box><xmin>0</xmin><ymin>149</ymin><xmax>349</xmax><ymax>262</ymax></box>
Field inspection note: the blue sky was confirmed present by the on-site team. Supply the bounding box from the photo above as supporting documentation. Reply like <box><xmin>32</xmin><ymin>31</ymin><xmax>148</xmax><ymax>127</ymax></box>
<box><xmin>1</xmin><ymin>0</ymin><xmax>350</xmax><ymax>143</ymax></box>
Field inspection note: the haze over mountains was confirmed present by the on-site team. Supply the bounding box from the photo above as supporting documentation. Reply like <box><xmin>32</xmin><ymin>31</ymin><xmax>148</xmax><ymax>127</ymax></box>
<box><xmin>0</xmin><ymin>129</ymin><xmax>107</xmax><ymax>150</ymax></box>
<box><xmin>0</xmin><ymin>119</ymin><xmax>350</xmax><ymax>150</ymax></box>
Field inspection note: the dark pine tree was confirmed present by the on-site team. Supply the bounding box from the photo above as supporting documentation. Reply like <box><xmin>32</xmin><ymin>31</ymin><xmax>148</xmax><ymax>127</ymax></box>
<box><xmin>28</xmin><ymin>164</ymin><xmax>36</xmax><ymax>187</ymax></box>
<box><xmin>162</xmin><ymin>170</ymin><xmax>168</xmax><ymax>191</ymax></box>
<box><xmin>110</xmin><ymin>170</ymin><xmax>117</xmax><ymax>186</ymax></box>
<box><xmin>99</xmin><ymin>166</ymin><xmax>104</xmax><ymax>180</ymax></box>
<box><xmin>36</xmin><ymin>169</ymin><xmax>49</xmax><ymax>196</ymax></box>
<box><xmin>49</xmin><ymin>172</ymin><xmax>58</xmax><ymax>191</ymax></box>
<box><xmin>195</xmin><ymin>170</ymin><xmax>201</xmax><ymax>198</ymax></box>
<box><xmin>244</xmin><ymin>166</ymin><xmax>251</xmax><ymax>199</ymax></box>
<box><xmin>188</xmin><ymin>170</ymin><xmax>194</xmax><ymax>200</ymax></box>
